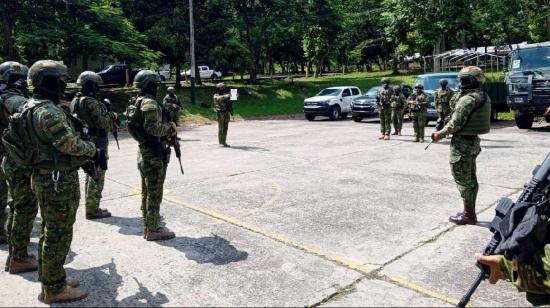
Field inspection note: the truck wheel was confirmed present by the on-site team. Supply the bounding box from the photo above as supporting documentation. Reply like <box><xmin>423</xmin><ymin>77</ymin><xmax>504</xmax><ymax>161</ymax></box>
<box><xmin>353</xmin><ymin>116</ymin><xmax>363</xmax><ymax>122</ymax></box>
<box><xmin>490</xmin><ymin>108</ymin><xmax>498</xmax><ymax>122</ymax></box>
<box><xmin>328</xmin><ymin>105</ymin><xmax>341</xmax><ymax>121</ymax></box>
<box><xmin>515</xmin><ymin>111</ymin><xmax>534</xmax><ymax>129</ymax></box>
<box><xmin>305</xmin><ymin>114</ymin><xmax>315</xmax><ymax>121</ymax></box>
<box><xmin>211</xmin><ymin>74</ymin><xmax>219</xmax><ymax>81</ymax></box>
<box><xmin>341</xmin><ymin>112</ymin><xmax>348</xmax><ymax>119</ymax></box>
<box><xmin>160</xmin><ymin>75</ymin><xmax>166</xmax><ymax>82</ymax></box>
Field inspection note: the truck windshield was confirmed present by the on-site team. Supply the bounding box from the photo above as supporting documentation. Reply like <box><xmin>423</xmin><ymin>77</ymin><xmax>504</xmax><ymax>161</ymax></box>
<box><xmin>317</xmin><ymin>88</ymin><xmax>341</xmax><ymax>96</ymax></box>
<box><xmin>416</xmin><ymin>76</ymin><xmax>459</xmax><ymax>91</ymax></box>
<box><xmin>510</xmin><ymin>47</ymin><xmax>550</xmax><ymax>72</ymax></box>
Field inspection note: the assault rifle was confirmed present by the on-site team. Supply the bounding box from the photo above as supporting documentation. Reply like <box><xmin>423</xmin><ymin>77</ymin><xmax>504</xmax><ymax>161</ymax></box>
<box><xmin>103</xmin><ymin>99</ymin><xmax>120</xmax><ymax>149</ymax></box>
<box><xmin>162</xmin><ymin>106</ymin><xmax>184</xmax><ymax>175</ymax></box>
<box><xmin>458</xmin><ymin>153</ymin><xmax>550</xmax><ymax>307</ymax></box>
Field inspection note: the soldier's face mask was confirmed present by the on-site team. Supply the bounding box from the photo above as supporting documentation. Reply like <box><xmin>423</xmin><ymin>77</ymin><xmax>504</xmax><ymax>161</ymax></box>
<box><xmin>459</xmin><ymin>75</ymin><xmax>477</xmax><ymax>90</ymax></box>
<box><xmin>383</xmin><ymin>83</ymin><xmax>389</xmax><ymax>89</ymax></box>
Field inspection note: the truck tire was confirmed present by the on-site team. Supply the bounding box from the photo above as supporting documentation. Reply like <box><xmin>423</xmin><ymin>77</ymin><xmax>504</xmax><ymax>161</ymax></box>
<box><xmin>490</xmin><ymin>108</ymin><xmax>498</xmax><ymax>122</ymax></box>
<box><xmin>160</xmin><ymin>75</ymin><xmax>166</xmax><ymax>82</ymax></box>
<box><xmin>305</xmin><ymin>114</ymin><xmax>315</xmax><ymax>121</ymax></box>
<box><xmin>328</xmin><ymin>105</ymin><xmax>341</xmax><ymax>121</ymax></box>
<box><xmin>353</xmin><ymin>116</ymin><xmax>363</xmax><ymax>122</ymax></box>
<box><xmin>515</xmin><ymin>111</ymin><xmax>534</xmax><ymax>129</ymax></box>
<box><xmin>211</xmin><ymin>74</ymin><xmax>219</xmax><ymax>81</ymax></box>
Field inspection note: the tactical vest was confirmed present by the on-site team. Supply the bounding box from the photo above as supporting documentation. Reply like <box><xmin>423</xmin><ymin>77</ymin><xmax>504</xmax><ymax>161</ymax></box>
<box><xmin>454</xmin><ymin>91</ymin><xmax>491</xmax><ymax>136</ymax></box>
<box><xmin>126</xmin><ymin>95</ymin><xmax>158</xmax><ymax>144</ymax></box>
<box><xmin>1</xmin><ymin>99</ymin><xmax>89</xmax><ymax>170</ymax></box>
<box><xmin>70</xmin><ymin>94</ymin><xmax>108</xmax><ymax>137</ymax></box>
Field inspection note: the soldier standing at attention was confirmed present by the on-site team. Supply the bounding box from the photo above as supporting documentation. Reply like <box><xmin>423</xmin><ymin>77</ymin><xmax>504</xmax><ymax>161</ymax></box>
<box><xmin>25</xmin><ymin>60</ymin><xmax>98</xmax><ymax>303</ymax></box>
<box><xmin>163</xmin><ymin>86</ymin><xmax>182</xmax><ymax>126</ymax></box>
<box><xmin>127</xmin><ymin>70</ymin><xmax>177</xmax><ymax>241</ymax></box>
<box><xmin>213</xmin><ymin>83</ymin><xmax>234</xmax><ymax>147</ymax></box>
<box><xmin>0</xmin><ymin>61</ymin><xmax>40</xmax><ymax>274</ymax></box>
<box><xmin>0</xmin><ymin>68</ymin><xmax>9</xmax><ymax>245</ymax></box>
<box><xmin>70</xmin><ymin>71</ymin><xmax>114</xmax><ymax>220</ymax></box>
<box><xmin>434</xmin><ymin>79</ymin><xmax>454</xmax><ymax>130</ymax></box>
<box><xmin>433</xmin><ymin>66</ymin><xmax>491</xmax><ymax>225</ymax></box>
<box><xmin>407</xmin><ymin>84</ymin><xmax>428</xmax><ymax>142</ymax></box>
<box><xmin>390</xmin><ymin>85</ymin><xmax>406</xmax><ymax>136</ymax></box>
<box><xmin>376</xmin><ymin>78</ymin><xmax>393</xmax><ymax>140</ymax></box>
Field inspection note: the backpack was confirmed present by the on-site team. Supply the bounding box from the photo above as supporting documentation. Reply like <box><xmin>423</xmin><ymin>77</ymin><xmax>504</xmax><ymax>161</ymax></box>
<box><xmin>126</xmin><ymin>95</ymin><xmax>151</xmax><ymax>143</ymax></box>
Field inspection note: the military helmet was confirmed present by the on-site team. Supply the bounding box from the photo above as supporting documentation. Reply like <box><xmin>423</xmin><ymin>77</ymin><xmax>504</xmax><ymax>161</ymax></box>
<box><xmin>27</xmin><ymin>60</ymin><xmax>67</xmax><ymax>88</ymax></box>
<box><xmin>414</xmin><ymin>83</ymin><xmax>424</xmax><ymax>89</ymax></box>
<box><xmin>133</xmin><ymin>69</ymin><xmax>160</xmax><ymax>89</ymax></box>
<box><xmin>0</xmin><ymin>61</ymin><xmax>29</xmax><ymax>84</ymax></box>
<box><xmin>216</xmin><ymin>83</ymin><xmax>227</xmax><ymax>90</ymax></box>
<box><xmin>458</xmin><ymin>66</ymin><xmax>485</xmax><ymax>88</ymax></box>
<box><xmin>381</xmin><ymin>77</ymin><xmax>390</xmax><ymax>84</ymax></box>
<box><xmin>393</xmin><ymin>85</ymin><xmax>401</xmax><ymax>91</ymax></box>
<box><xmin>77</xmin><ymin>71</ymin><xmax>103</xmax><ymax>86</ymax></box>
<box><xmin>167</xmin><ymin>86</ymin><xmax>175</xmax><ymax>93</ymax></box>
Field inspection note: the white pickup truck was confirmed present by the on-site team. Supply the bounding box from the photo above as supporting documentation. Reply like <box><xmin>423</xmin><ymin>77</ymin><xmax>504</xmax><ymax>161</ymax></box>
<box><xmin>182</xmin><ymin>66</ymin><xmax>222</xmax><ymax>80</ymax></box>
<box><xmin>303</xmin><ymin>86</ymin><xmax>362</xmax><ymax>121</ymax></box>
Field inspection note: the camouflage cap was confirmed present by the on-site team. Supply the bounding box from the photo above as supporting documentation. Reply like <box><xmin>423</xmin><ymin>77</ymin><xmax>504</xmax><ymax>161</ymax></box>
<box><xmin>77</xmin><ymin>71</ymin><xmax>103</xmax><ymax>86</ymax></box>
<box><xmin>133</xmin><ymin>69</ymin><xmax>160</xmax><ymax>89</ymax></box>
<box><xmin>414</xmin><ymin>83</ymin><xmax>424</xmax><ymax>89</ymax></box>
<box><xmin>28</xmin><ymin>60</ymin><xmax>67</xmax><ymax>88</ymax></box>
<box><xmin>381</xmin><ymin>77</ymin><xmax>390</xmax><ymax>84</ymax></box>
<box><xmin>216</xmin><ymin>83</ymin><xmax>227</xmax><ymax>90</ymax></box>
<box><xmin>0</xmin><ymin>61</ymin><xmax>29</xmax><ymax>83</ymax></box>
<box><xmin>459</xmin><ymin>66</ymin><xmax>485</xmax><ymax>85</ymax></box>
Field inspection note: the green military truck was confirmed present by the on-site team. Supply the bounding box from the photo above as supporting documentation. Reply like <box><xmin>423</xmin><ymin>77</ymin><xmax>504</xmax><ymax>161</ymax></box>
<box><xmin>506</xmin><ymin>42</ymin><xmax>550</xmax><ymax>129</ymax></box>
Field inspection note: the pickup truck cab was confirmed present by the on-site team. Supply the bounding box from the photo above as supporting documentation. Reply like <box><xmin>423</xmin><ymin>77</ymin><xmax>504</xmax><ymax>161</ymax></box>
<box><xmin>304</xmin><ymin>86</ymin><xmax>362</xmax><ymax>121</ymax></box>
<box><xmin>183</xmin><ymin>66</ymin><xmax>222</xmax><ymax>80</ymax></box>
<box><xmin>97</xmin><ymin>64</ymin><xmax>139</xmax><ymax>85</ymax></box>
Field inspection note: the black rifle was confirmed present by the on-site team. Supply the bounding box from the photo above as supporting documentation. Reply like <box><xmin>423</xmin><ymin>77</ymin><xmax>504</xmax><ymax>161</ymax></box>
<box><xmin>223</xmin><ymin>98</ymin><xmax>234</xmax><ymax>116</ymax></box>
<box><xmin>103</xmin><ymin>99</ymin><xmax>120</xmax><ymax>150</ymax></box>
<box><xmin>458</xmin><ymin>153</ymin><xmax>550</xmax><ymax>307</ymax></box>
<box><xmin>162</xmin><ymin>106</ymin><xmax>184</xmax><ymax>175</ymax></box>
<box><xmin>62</xmin><ymin>108</ymin><xmax>100</xmax><ymax>181</ymax></box>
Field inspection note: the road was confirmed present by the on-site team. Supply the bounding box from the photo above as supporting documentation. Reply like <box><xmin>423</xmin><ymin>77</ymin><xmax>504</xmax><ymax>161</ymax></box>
<box><xmin>1</xmin><ymin>117</ymin><xmax>548</xmax><ymax>307</ymax></box>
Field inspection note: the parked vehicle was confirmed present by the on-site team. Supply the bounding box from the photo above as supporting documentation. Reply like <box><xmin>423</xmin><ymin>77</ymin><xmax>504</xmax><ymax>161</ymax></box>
<box><xmin>97</xmin><ymin>64</ymin><xmax>140</xmax><ymax>86</ymax></box>
<box><xmin>414</xmin><ymin>73</ymin><xmax>459</xmax><ymax>124</ymax></box>
<box><xmin>182</xmin><ymin>66</ymin><xmax>222</xmax><ymax>80</ymax></box>
<box><xmin>157</xmin><ymin>69</ymin><xmax>170</xmax><ymax>81</ymax></box>
<box><xmin>506</xmin><ymin>42</ymin><xmax>550</xmax><ymax>129</ymax></box>
<box><xmin>304</xmin><ymin>86</ymin><xmax>362</xmax><ymax>121</ymax></box>
<box><xmin>351</xmin><ymin>84</ymin><xmax>412</xmax><ymax>122</ymax></box>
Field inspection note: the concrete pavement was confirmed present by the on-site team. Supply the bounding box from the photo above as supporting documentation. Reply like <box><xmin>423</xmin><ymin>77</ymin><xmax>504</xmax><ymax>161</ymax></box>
<box><xmin>1</xmin><ymin>116</ymin><xmax>548</xmax><ymax>306</ymax></box>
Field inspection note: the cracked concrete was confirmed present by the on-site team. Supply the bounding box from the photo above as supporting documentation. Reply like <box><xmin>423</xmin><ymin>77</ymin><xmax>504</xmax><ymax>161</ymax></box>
<box><xmin>1</xmin><ymin>118</ymin><xmax>549</xmax><ymax>307</ymax></box>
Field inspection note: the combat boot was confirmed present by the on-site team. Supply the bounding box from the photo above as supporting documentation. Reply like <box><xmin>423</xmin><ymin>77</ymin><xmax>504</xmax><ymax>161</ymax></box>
<box><xmin>378</xmin><ymin>135</ymin><xmax>385</xmax><ymax>140</ymax></box>
<box><xmin>86</xmin><ymin>208</ymin><xmax>112</xmax><ymax>220</ymax></box>
<box><xmin>449</xmin><ymin>204</ymin><xmax>477</xmax><ymax>225</ymax></box>
<box><xmin>398</xmin><ymin>130</ymin><xmax>402</xmax><ymax>136</ymax></box>
<box><xmin>414</xmin><ymin>138</ymin><xmax>419</xmax><ymax>142</ymax></box>
<box><xmin>420</xmin><ymin>138</ymin><xmax>425</xmax><ymax>143</ymax></box>
<box><xmin>9</xmin><ymin>254</ymin><xmax>38</xmax><ymax>274</ymax></box>
<box><xmin>223</xmin><ymin>143</ymin><xmax>231</xmax><ymax>148</ymax></box>
<box><xmin>391</xmin><ymin>131</ymin><xmax>398</xmax><ymax>135</ymax></box>
<box><xmin>384</xmin><ymin>135</ymin><xmax>390</xmax><ymax>140</ymax></box>
<box><xmin>145</xmin><ymin>227</ymin><xmax>175</xmax><ymax>241</ymax></box>
<box><xmin>38</xmin><ymin>278</ymin><xmax>80</xmax><ymax>301</ymax></box>
<box><xmin>42</xmin><ymin>286</ymin><xmax>88</xmax><ymax>304</ymax></box>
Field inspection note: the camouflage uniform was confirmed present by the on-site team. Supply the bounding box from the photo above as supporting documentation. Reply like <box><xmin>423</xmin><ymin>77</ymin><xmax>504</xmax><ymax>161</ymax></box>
<box><xmin>137</xmin><ymin>93</ymin><xmax>172</xmax><ymax>232</ymax></box>
<box><xmin>214</xmin><ymin>93</ymin><xmax>231</xmax><ymax>146</ymax></box>
<box><xmin>439</xmin><ymin>66</ymin><xmax>491</xmax><ymax>225</ymax></box>
<box><xmin>162</xmin><ymin>93</ymin><xmax>182</xmax><ymax>126</ymax></box>
<box><xmin>70</xmin><ymin>93</ymin><xmax>113</xmax><ymax>217</ymax></box>
<box><xmin>435</xmin><ymin>87</ymin><xmax>455</xmax><ymax>125</ymax></box>
<box><xmin>408</xmin><ymin>91</ymin><xmax>428</xmax><ymax>141</ymax></box>
<box><xmin>498</xmin><ymin>245</ymin><xmax>550</xmax><ymax>296</ymax></box>
<box><xmin>1</xmin><ymin>88</ymin><xmax>37</xmax><ymax>261</ymax></box>
<box><xmin>377</xmin><ymin>85</ymin><xmax>393</xmax><ymax>137</ymax></box>
<box><xmin>390</xmin><ymin>92</ymin><xmax>406</xmax><ymax>134</ymax></box>
<box><xmin>0</xmin><ymin>146</ymin><xmax>7</xmax><ymax>245</ymax></box>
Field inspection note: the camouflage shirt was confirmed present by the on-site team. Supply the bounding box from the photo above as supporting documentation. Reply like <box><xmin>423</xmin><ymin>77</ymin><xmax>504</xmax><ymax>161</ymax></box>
<box><xmin>434</xmin><ymin>88</ymin><xmax>455</xmax><ymax>113</ymax></box>
<box><xmin>25</xmin><ymin>94</ymin><xmax>96</xmax><ymax>158</ymax></box>
<box><xmin>390</xmin><ymin>93</ymin><xmax>406</xmax><ymax>110</ymax></box>
<box><xmin>439</xmin><ymin>89</ymin><xmax>489</xmax><ymax>136</ymax></box>
<box><xmin>407</xmin><ymin>92</ymin><xmax>428</xmax><ymax>114</ymax></box>
<box><xmin>1</xmin><ymin>88</ymin><xmax>29</xmax><ymax>176</ymax></box>
<box><xmin>499</xmin><ymin>244</ymin><xmax>550</xmax><ymax>294</ymax></box>
<box><xmin>163</xmin><ymin>94</ymin><xmax>182</xmax><ymax>110</ymax></box>
<box><xmin>213</xmin><ymin>94</ymin><xmax>231</xmax><ymax>112</ymax></box>
<box><xmin>139</xmin><ymin>94</ymin><xmax>173</xmax><ymax>141</ymax></box>
<box><xmin>377</xmin><ymin>86</ymin><xmax>394</xmax><ymax>109</ymax></box>
<box><xmin>70</xmin><ymin>93</ymin><xmax>113</xmax><ymax>135</ymax></box>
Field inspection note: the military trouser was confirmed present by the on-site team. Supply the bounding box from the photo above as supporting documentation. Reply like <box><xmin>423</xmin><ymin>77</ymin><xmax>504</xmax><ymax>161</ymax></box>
<box><xmin>0</xmin><ymin>159</ymin><xmax>8</xmax><ymax>239</ymax></box>
<box><xmin>391</xmin><ymin>108</ymin><xmax>404</xmax><ymax>132</ymax></box>
<box><xmin>217</xmin><ymin>111</ymin><xmax>230</xmax><ymax>145</ymax></box>
<box><xmin>450</xmin><ymin>135</ymin><xmax>481</xmax><ymax>206</ymax></box>
<box><xmin>411</xmin><ymin>112</ymin><xmax>426</xmax><ymax>140</ymax></box>
<box><xmin>138</xmin><ymin>146</ymin><xmax>169</xmax><ymax>231</ymax></box>
<box><xmin>32</xmin><ymin>169</ymin><xmax>80</xmax><ymax>297</ymax></box>
<box><xmin>85</xmin><ymin>143</ymin><xmax>108</xmax><ymax>215</ymax></box>
<box><xmin>6</xmin><ymin>169</ymin><xmax>37</xmax><ymax>259</ymax></box>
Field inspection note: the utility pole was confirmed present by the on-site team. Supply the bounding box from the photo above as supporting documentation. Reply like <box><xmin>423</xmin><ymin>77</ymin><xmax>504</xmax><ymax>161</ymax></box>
<box><xmin>189</xmin><ymin>0</ymin><xmax>196</xmax><ymax>105</ymax></box>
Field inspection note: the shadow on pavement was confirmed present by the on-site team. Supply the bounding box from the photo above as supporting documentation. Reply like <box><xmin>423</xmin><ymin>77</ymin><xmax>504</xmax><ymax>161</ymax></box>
<box><xmin>62</xmin><ymin>258</ymin><xmax>169</xmax><ymax>307</ymax></box>
<box><xmin>155</xmin><ymin>234</ymin><xmax>248</xmax><ymax>265</ymax></box>
<box><xmin>228</xmin><ymin>145</ymin><xmax>269</xmax><ymax>152</ymax></box>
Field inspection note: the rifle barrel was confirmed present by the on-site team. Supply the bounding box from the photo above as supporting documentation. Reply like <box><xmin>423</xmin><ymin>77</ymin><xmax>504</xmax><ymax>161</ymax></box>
<box><xmin>457</xmin><ymin>271</ymin><xmax>485</xmax><ymax>308</ymax></box>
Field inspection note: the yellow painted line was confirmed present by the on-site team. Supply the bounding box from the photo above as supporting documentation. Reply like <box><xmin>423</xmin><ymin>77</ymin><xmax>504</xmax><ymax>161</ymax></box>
<box><xmin>107</xmin><ymin>175</ymin><xmax>462</xmax><ymax>305</ymax></box>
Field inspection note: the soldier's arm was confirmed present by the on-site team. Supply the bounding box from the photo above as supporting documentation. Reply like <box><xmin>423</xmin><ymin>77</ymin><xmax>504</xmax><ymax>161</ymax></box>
<box><xmin>498</xmin><ymin>244</ymin><xmax>550</xmax><ymax>293</ymax></box>
<box><xmin>87</xmin><ymin>97</ymin><xmax>111</xmax><ymax>130</ymax></box>
<box><xmin>439</xmin><ymin>96</ymin><xmax>476</xmax><ymax>135</ymax></box>
<box><xmin>39</xmin><ymin>107</ymin><xmax>96</xmax><ymax>157</ymax></box>
<box><xmin>418</xmin><ymin>94</ymin><xmax>428</xmax><ymax>106</ymax></box>
<box><xmin>141</xmin><ymin>100</ymin><xmax>173</xmax><ymax>138</ymax></box>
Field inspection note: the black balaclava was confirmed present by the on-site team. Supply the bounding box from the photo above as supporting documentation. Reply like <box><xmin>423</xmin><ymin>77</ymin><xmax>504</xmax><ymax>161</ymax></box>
<box><xmin>35</xmin><ymin>75</ymin><xmax>66</xmax><ymax>104</ymax></box>
<box><xmin>142</xmin><ymin>81</ymin><xmax>158</xmax><ymax>97</ymax></box>
<box><xmin>82</xmin><ymin>80</ymin><xmax>99</xmax><ymax>97</ymax></box>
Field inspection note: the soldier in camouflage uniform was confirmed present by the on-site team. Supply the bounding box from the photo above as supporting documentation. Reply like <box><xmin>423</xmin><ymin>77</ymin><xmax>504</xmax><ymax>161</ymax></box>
<box><xmin>70</xmin><ymin>71</ymin><xmax>113</xmax><ymax>220</ymax></box>
<box><xmin>213</xmin><ymin>83</ymin><xmax>234</xmax><ymax>147</ymax></box>
<box><xmin>390</xmin><ymin>85</ymin><xmax>406</xmax><ymax>136</ymax></box>
<box><xmin>163</xmin><ymin>86</ymin><xmax>182</xmax><ymax>126</ymax></box>
<box><xmin>0</xmin><ymin>68</ymin><xmax>10</xmax><ymax>245</ymax></box>
<box><xmin>129</xmin><ymin>70</ymin><xmax>177</xmax><ymax>241</ymax></box>
<box><xmin>22</xmin><ymin>60</ymin><xmax>98</xmax><ymax>303</ymax></box>
<box><xmin>433</xmin><ymin>66</ymin><xmax>491</xmax><ymax>225</ymax></box>
<box><xmin>376</xmin><ymin>78</ymin><xmax>393</xmax><ymax>140</ymax></box>
<box><xmin>407</xmin><ymin>84</ymin><xmax>428</xmax><ymax>142</ymax></box>
<box><xmin>0</xmin><ymin>61</ymin><xmax>40</xmax><ymax>274</ymax></box>
<box><xmin>434</xmin><ymin>79</ymin><xmax>455</xmax><ymax>130</ymax></box>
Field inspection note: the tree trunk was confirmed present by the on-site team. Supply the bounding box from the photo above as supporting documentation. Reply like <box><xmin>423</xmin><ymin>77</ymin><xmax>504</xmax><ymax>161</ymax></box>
<box><xmin>392</xmin><ymin>56</ymin><xmax>399</xmax><ymax>74</ymax></box>
<box><xmin>1</xmin><ymin>15</ymin><xmax>15</xmax><ymax>59</ymax></box>
<box><xmin>433</xmin><ymin>34</ymin><xmax>446</xmax><ymax>72</ymax></box>
<box><xmin>175</xmin><ymin>63</ymin><xmax>182</xmax><ymax>88</ymax></box>
<box><xmin>547</xmin><ymin>15</ymin><xmax>550</xmax><ymax>41</ymax></box>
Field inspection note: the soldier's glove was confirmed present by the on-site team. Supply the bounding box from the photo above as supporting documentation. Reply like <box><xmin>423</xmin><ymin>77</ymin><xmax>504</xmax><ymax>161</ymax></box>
<box><xmin>81</xmin><ymin>161</ymin><xmax>99</xmax><ymax>181</ymax></box>
<box><xmin>94</xmin><ymin>149</ymin><xmax>108</xmax><ymax>171</ymax></box>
